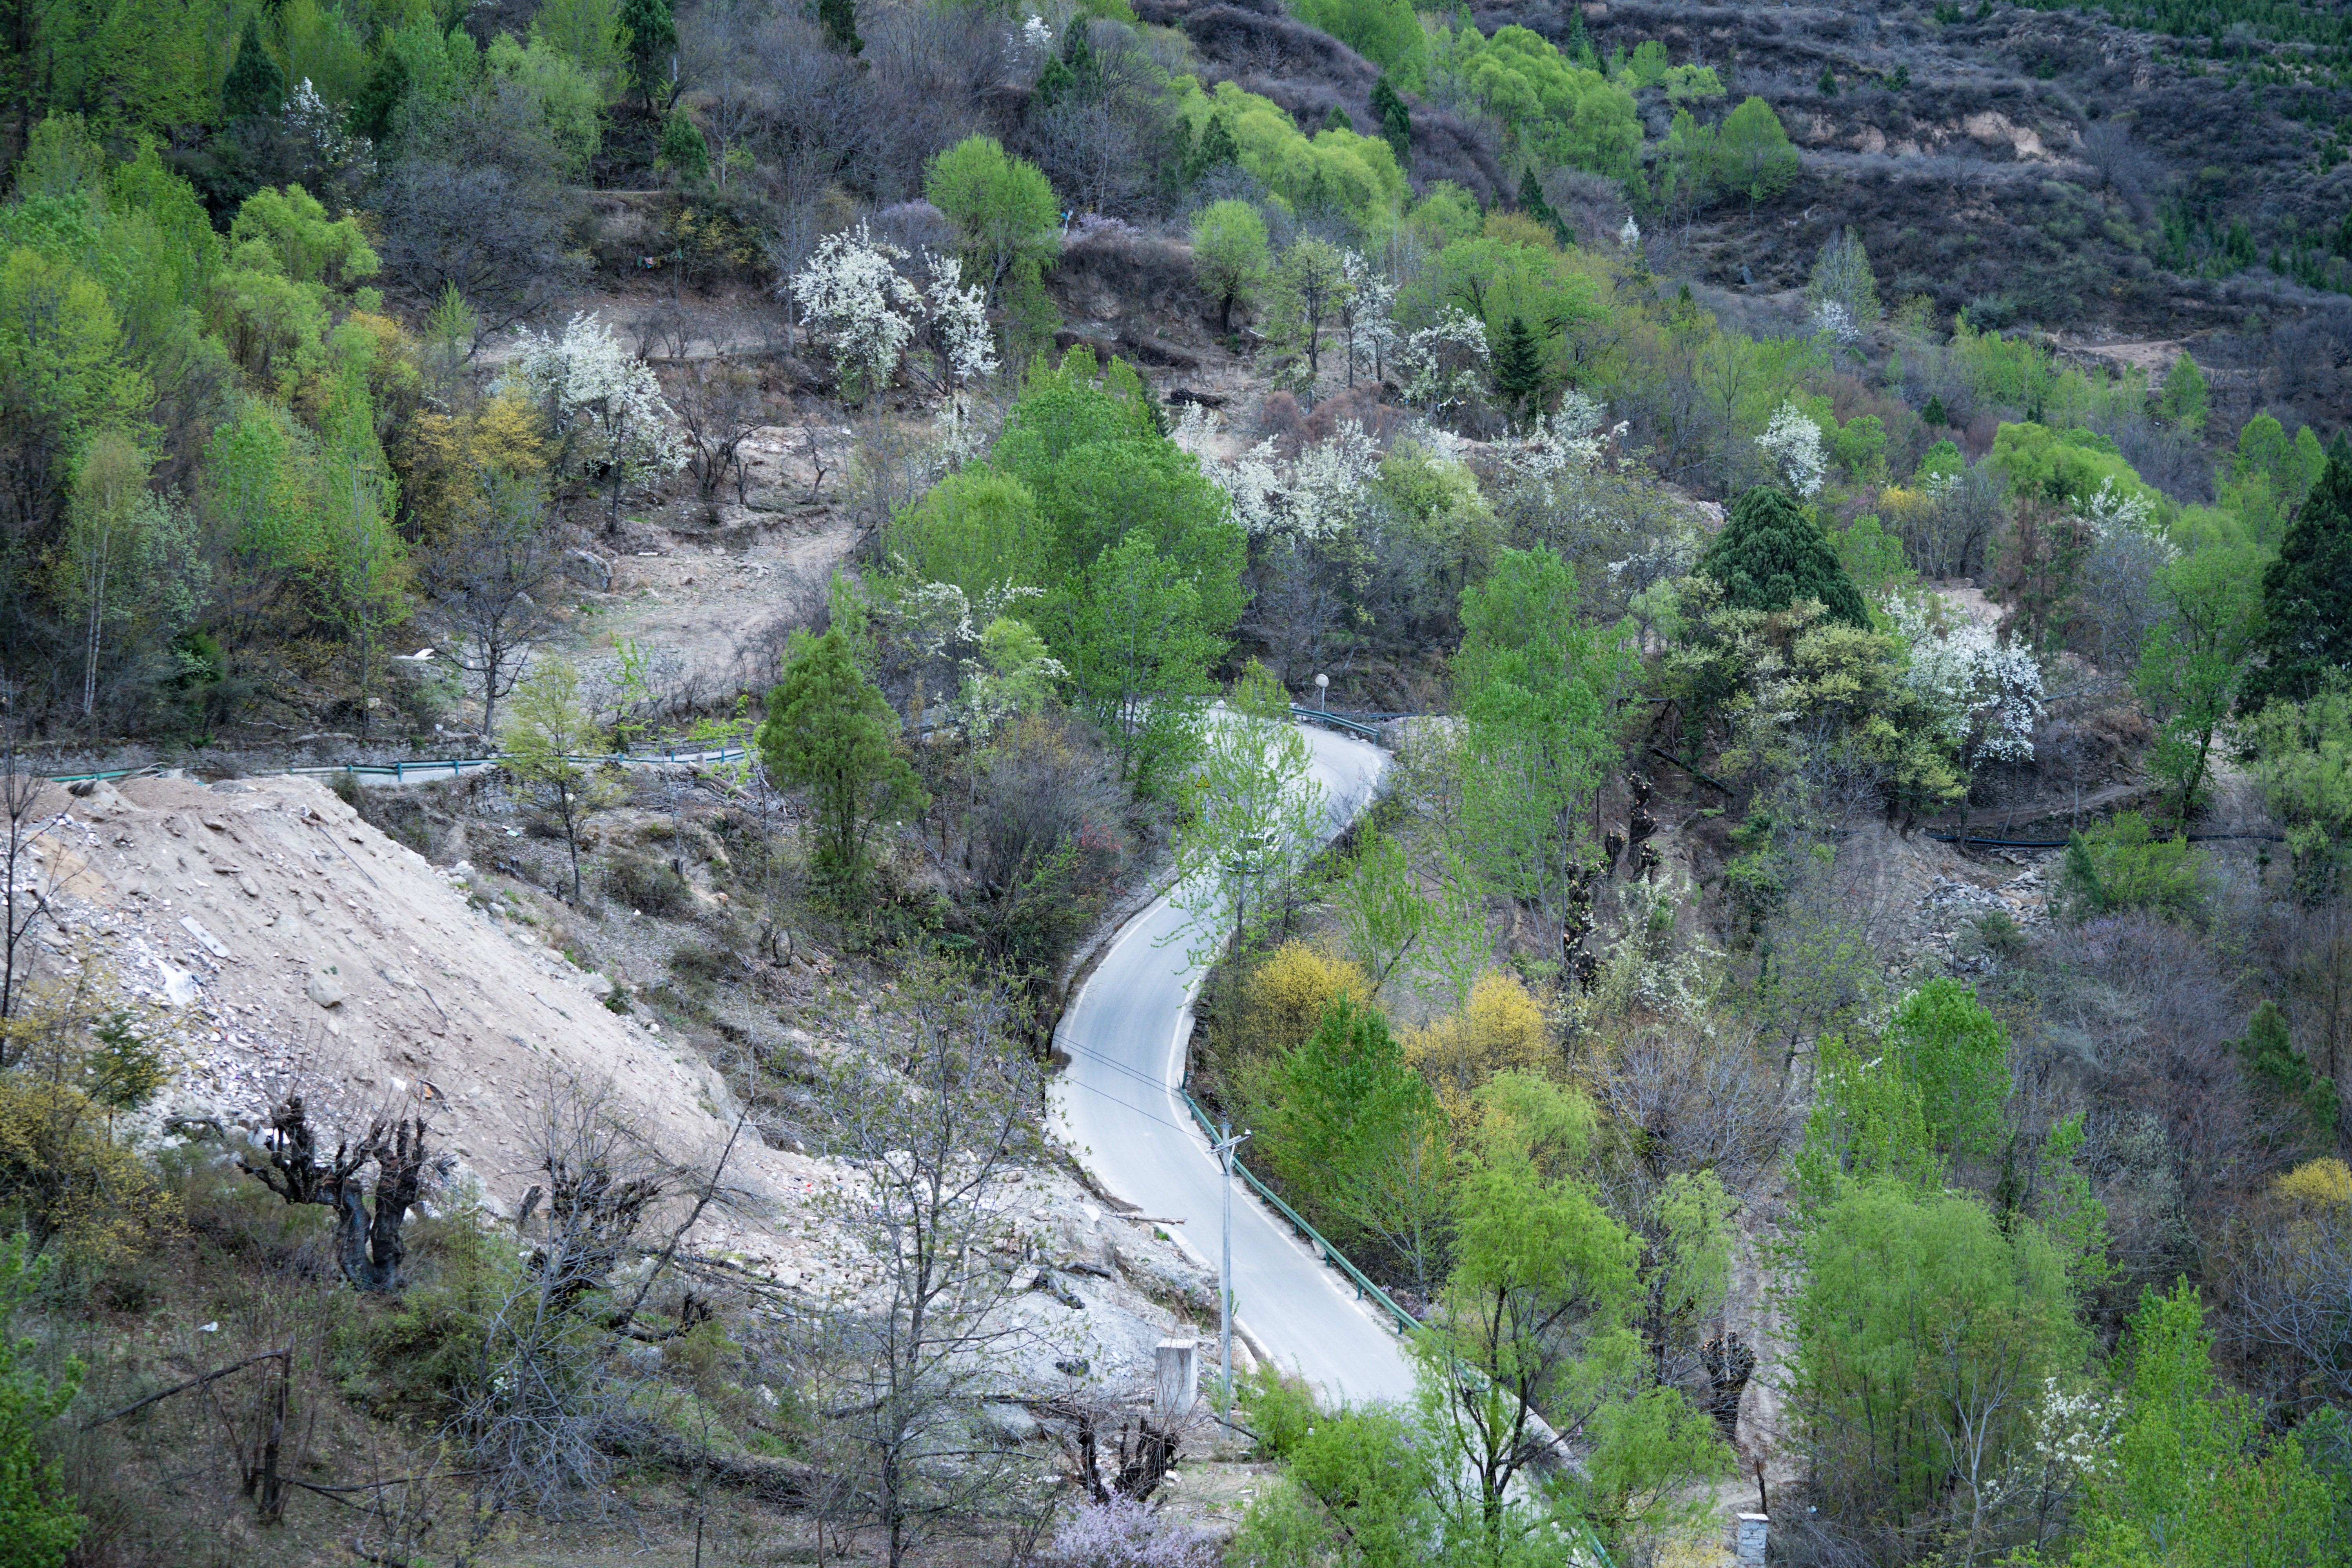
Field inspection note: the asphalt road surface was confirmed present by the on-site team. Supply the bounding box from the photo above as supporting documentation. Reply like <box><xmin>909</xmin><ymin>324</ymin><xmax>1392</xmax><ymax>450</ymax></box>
<box><xmin>1050</xmin><ymin>722</ymin><xmax>1416</xmax><ymax>1408</ymax></box>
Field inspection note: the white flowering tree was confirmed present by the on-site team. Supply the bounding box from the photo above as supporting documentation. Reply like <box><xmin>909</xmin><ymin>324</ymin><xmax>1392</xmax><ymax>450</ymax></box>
<box><xmin>1171</xmin><ymin>403</ymin><xmax>1281</xmax><ymax>537</ymax></box>
<box><xmin>502</xmin><ymin>314</ymin><xmax>688</xmax><ymax>526</ymax></box>
<box><xmin>1755</xmin><ymin>400</ymin><xmax>1826</xmax><ymax>498</ymax></box>
<box><xmin>1285</xmin><ymin>420</ymin><xmax>1381</xmax><ymax>541</ymax></box>
<box><xmin>1395</xmin><ymin>307</ymin><xmax>1491</xmax><ymax>425</ymax></box>
<box><xmin>1335</xmin><ymin>250</ymin><xmax>1397</xmax><ymax>390</ymax></box>
<box><xmin>791</xmin><ymin>223</ymin><xmax>996</xmax><ymax>403</ymax></box>
<box><xmin>1891</xmin><ymin>595</ymin><xmax>2045</xmax><ymax>769</ymax></box>
<box><xmin>2076</xmin><ymin>476</ymin><xmax>2171</xmax><ymax>552</ymax></box>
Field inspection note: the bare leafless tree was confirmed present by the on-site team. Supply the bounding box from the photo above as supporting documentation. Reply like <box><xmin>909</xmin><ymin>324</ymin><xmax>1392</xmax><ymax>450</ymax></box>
<box><xmin>787</xmin><ymin>960</ymin><xmax>1051</xmax><ymax>1568</ymax></box>
<box><xmin>674</xmin><ymin>359</ymin><xmax>768</xmax><ymax>503</ymax></box>
<box><xmin>236</xmin><ymin>1096</ymin><xmax>439</xmax><ymax>1292</ymax></box>
<box><xmin>417</xmin><ymin>474</ymin><xmax>557</xmax><ymax>740</ymax></box>
<box><xmin>0</xmin><ymin>694</ymin><xmax>64</xmax><ymax>1036</ymax></box>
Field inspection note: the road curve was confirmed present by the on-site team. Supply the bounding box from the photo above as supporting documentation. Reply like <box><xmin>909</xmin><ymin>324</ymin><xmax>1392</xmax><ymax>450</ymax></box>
<box><xmin>1050</xmin><ymin>724</ymin><xmax>1415</xmax><ymax>1408</ymax></box>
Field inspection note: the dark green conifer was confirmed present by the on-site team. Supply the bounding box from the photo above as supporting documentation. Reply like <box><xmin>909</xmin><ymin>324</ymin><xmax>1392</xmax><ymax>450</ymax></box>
<box><xmin>1370</xmin><ymin>73</ymin><xmax>1411</xmax><ymax>162</ymax></box>
<box><xmin>2242</xmin><ymin>437</ymin><xmax>2352</xmax><ymax>711</ymax></box>
<box><xmin>818</xmin><ymin>0</ymin><xmax>862</xmax><ymax>55</ymax></box>
<box><xmin>1697</xmin><ymin>487</ymin><xmax>1871</xmax><ymax>628</ymax></box>
<box><xmin>1492</xmin><ymin>314</ymin><xmax>1544</xmax><ymax>422</ymax></box>
<box><xmin>222</xmin><ymin>18</ymin><xmax>285</xmax><ymax>121</ymax></box>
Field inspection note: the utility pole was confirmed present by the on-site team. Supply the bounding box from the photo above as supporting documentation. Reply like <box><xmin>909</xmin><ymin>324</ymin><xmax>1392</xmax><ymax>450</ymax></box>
<box><xmin>1212</xmin><ymin>1121</ymin><xmax>1250</xmax><ymax>1428</ymax></box>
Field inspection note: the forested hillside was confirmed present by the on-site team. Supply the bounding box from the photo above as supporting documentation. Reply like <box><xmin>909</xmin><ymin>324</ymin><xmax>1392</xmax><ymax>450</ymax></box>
<box><xmin>0</xmin><ymin>0</ymin><xmax>2345</xmax><ymax>1566</ymax></box>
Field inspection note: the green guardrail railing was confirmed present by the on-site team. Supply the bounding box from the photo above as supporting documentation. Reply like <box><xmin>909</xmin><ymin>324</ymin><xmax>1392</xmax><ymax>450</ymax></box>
<box><xmin>1288</xmin><ymin>706</ymin><xmax>1387</xmax><ymax>743</ymax></box>
<box><xmin>40</xmin><ymin>746</ymin><xmax>755</xmax><ymax>789</ymax></box>
<box><xmin>1177</xmin><ymin>1080</ymin><xmax>1617</xmax><ymax>1568</ymax></box>
<box><xmin>1176</xmin><ymin>1082</ymin><xmax>1418</xmax><ymax>1338</ymax></box>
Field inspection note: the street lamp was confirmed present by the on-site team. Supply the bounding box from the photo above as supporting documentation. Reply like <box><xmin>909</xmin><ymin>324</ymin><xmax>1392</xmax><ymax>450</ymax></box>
<box><xmin>1314</xmin><ymin>672</ymin><xmax>1328</xmax><ymax>713</ymax></box>
<box><xmin>1212</xmin><ymin>1121</ymin><xmax>1251</xmax><ymax>1428</ymax></box>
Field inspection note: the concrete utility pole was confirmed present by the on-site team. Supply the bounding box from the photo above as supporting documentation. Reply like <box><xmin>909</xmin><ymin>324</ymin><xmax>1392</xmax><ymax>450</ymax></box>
<box><xmin>1212</xmin><ymin>1122</ymin><xmax>1250</xmax><ymax>1428</ymax></box>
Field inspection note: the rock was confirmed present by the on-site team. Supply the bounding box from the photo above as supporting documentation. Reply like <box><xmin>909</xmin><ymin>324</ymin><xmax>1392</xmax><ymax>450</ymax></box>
<box><xmin>307</xmin><ymin>971</ymin><xmax>347</xmax><ymax>1008</ymax></box>
<box><xmin>562</xmin><ymin>550</ymin><xmax>612</xmax><ymax>592</ymax></box>
<box><xmin>157</xmin><ymin>962</ymin><xmax>200</xmax><ymax>1007</ymax></box>
<box><xmin>976</xmin><ymin>1402</ymin><xmax>1042</xmax><ymax>1445</ymax></box>
<box><xmin>583</xmin><ymin>971</ymin><xmax>616</xmax><ymax>999</ymax></box>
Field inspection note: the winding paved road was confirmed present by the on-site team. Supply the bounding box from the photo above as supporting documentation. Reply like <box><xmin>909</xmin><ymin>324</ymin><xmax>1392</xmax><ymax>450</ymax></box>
<box><xmin>1050</xmin><ymin>723</ymin><xmax>1416</xmax><ymax>1408</ymax></box>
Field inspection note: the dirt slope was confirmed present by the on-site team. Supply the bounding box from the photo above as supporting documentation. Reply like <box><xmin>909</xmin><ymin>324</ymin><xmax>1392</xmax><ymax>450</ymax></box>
<box><xmin>22</xmin><ymin>772</ymin><xmax>1211</xmax><ymax>1390</ymax></box>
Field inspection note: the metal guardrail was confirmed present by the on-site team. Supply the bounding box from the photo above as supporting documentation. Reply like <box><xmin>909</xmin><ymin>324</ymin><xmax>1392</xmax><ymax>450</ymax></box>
<box><xmin>1288</xmin><ymin>706</ymin><xmax>1389</xmax><ymax>743</ymax></box>
<box><xmin>40</xmin><ymin>745</ymin><xmax>754</xmax><ymax>789</ymax></box>
<box><xmin>1176</xmin><ymin>1083</ymin><xmax>1419</xmax><ymax>1338</ymax></box>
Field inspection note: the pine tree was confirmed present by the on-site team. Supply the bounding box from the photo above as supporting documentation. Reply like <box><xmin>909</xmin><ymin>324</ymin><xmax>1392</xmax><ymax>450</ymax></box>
<box><xmin>619</xmin><ymin>0</ymin><xmax>678</xmax><ymax>101</ymax></box>
<box><xmin>221</xmin><ymin>18</ymin><xmax>284</xmax><ymax>121</ymax></box>
<box><xmin>1183</xmin><ymin>111</ymin><xmax>1240</xmax><ymax>184</ymax></box>
<box><xmin>1491</xmin><ymin>314</ymin><xmax>1543</xmax><ymax>422</ymax></box>
<box><xmin>658</xmin><ymin>110</ymin><xmax>709</xmax><ymax>180</ymax></box>
<box><xmin>1370</xmin><ymin>73</ymin><xmax>1411</xmax><ymax>162</ymax></box>
<box><xmin>1517</xmin><ymin>166</ymin><xmax>1566</xmax><ymax>245</ymax></box>
<box><xmin>757</xmin><ymin>630</ymin><xmax>928</xmax><ymax>896</ymax></box>
<box><xmin>818</xmin><ymin>0</ymin><xmax>862</xmax><ymax>55</ymax></box>
<box><xmin>1697</xmin><ymin>486</ymin><xmax>1871</xmax><ymax>628</ymax></box>
<box><xmin>2235</xmin><ymin>999</ymin><xmax>2339</xmax><ymax>1140</ymax></box>
<box><xmin>2242</xmin><ymin>437</ymin><xmax>2352</xmax><ymax>711</ymax></box>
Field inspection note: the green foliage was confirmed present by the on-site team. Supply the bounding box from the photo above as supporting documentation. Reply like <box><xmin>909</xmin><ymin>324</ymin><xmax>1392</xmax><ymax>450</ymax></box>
<box><xmin>1988</xmin><ymin>420</ymin><xmax>2151</xmax><ymax>509</ymax></box>
<box><xmin>1257</xmin><ymin>993</ymin><xmax>1452</xmax><ymax>1291</ymax></box>
<box><xmin>1883</xmin><ymin>978</ymin><xmax>2010</xmax><ymax>1159</ymax></box>
<box><xmin>2057</xmin><ymin>812</ymin><xmax>2205</xmax><ymax>924</ymax></box>
<box><xmin>1490</xmin><ymin>314</ymin><xmax>1543</xmax><ymax>421</ymax></box>
<box><xmin>1291</xmin><ymin>0</ymin><xmax>1425</xmax><ymax>79</ymax></box>
<box><xmin>1696</xmin><ymin>487</ymin><xmax>1871</xmax><ymax>628</ymax></box>
<box><xmin>1172</xmin><ymin>78</ymin><xmax>1407</xmax><ymax>230</ymax></box>
<box><xmin>1789</xmin><ymin>1180</ymin><xmax>2087</xmax><ymax>1534</ymax></box>
<box><xmin>657</xmin><ymin>110</ymin><xmax>710</xmax><ymax>180</ymax></box>
<box><xmin>819</xmin><ymin>0</ymin><xmax>863</xmax><ymax>54</ymax></box>
<box><xmin>1370</xmin><ymin>73</ymin><xmax>1411</xmax><ymax>160</ymax></box>
<box><xmin>757</xmin><ymin>629</ymin><xmax>929</xmax><ymax>897</ymax></box>
<box><xmin>618</xmin><ymin>0</ymin><xmax>677</xmax><ymax>100</ymax></box>
<box><xmin>1713</xmin><ymin>96</ymin><xmax>1798</xmax><ymax>210</ymax></box>
<box><xmin>2245</xmin><ymin>682</ymin><xmax>2352</xmax><ymax>901</ymax></box>
<box><xmin>1436</xmin><ymin>23</ymin><xmax>1642</xmax><ymax>178</ymax></box>
<box><xmin>484</xmin><ymin>32</ymin><xmax>607</xmax><ymax>176</ymax></box>
<box><xmin>2067</xmin><ymin>1283</ymin><xmax>2341</xmax><ymax>1568</ymax></box>
<box><xmin>885</xmin><ymin>467</ymin><xmax>1051</xmax><ymax>606</ymax></box>
<box><xmin>1394</xmin><ymin>235</ymin><xmax>1597</xmax><ymax>387</ymax></box>
<box><xmin>2243</xmin><ymin>440</ymin><xmax>2352</xmax><ymax>712</ymax></box>
<box><xmin>1826</xmin><ymin>513</ymin><xmax>1915</xmax><ymax>598</ymax></box>
<box><xmin>1056</xmin><ymin>530</ymin><xmax>1221</xmax><ymax>796</ymax></box>
<box><xmin>532</xmin><ymin>0</ymin><xmax>626</xmax><ymax>85</ymax></box>
<box><xmin>926</xmin><ymin>135</ymin><xmax>1058</xmax><ymax>334</ymax></box>
<box><xmin>0</xmin><ymin>1234</ymin><xmax>84</xmax><ymax>1568</ymax></box>
<box><xmin>1454</xmin><ymin>548</ymin><xmax>1636</xmax><ymax>947</ymax></box>
<box><xmin>221</xmin><ymin>18</ymin><xmax>286</xmax><ymax>120</ymax></box>
<box><xmin>503</xmin><ymin>659</ymin><xmax>613</xmax><ymax>902</ymax></box>
<box><xmin>1190</xmin><ymin>199</ymin><xmax>1270</xmax><ymax>335</ymax></box>
<box><xmin>2155</xmin><ymin>350</ymin><xmax>2209</xmax><ymax>434</ymax></box>
<box><xmin>1795</xmin><ymin>1031</ymin><xmax>1941</xmax><ymax>1207</ymax></box>
<box><xmin>2135</xmin><ymin>537</ymin><xmax>2262</xmax><ymax>824</ymax></box>
<box><xmin>2234</xmin><ymin>999</ymin><xmax>2339</xmax><ymax>1142</ymax></box>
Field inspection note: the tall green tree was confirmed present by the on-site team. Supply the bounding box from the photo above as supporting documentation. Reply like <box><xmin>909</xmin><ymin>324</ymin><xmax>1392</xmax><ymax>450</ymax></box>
<box><xmin>1882</xmin><ymin>978</ymin><xmax>2009</xmax><ymax>1160</ymax></box>
<box><xmin>503</xmin><ymin>658</ymin><xmax>612</xmax><ymax>904</ymax></box>
<box><xmin>617</xmin><ymin>0</ymin><xmax>676</xmax><ymax>105</ymax></box>
<box><xmin>1490</xmin><ymin>314</ymin><xmax>1543</xmax><ymax>424</ymax></box>
<box><xmin>1789</xmin><ymin>1180</ymin><xmax>2086</xmax><ymax>1553</ymax></box>
<box><xmin>757</xmin><ymin>630</ymin><xmax>928</xmax><ymax>896</ymax></box>
<box><xmin>1190</xmin><ymin>199</ymin><xmax>1270</xmax><ymax>337</ymax></box>
<box><xmin>221</xmin><ymin>18</ymin><xmax>285</xmax><ymax>120</ymax></box>
<box><xmin>1057</xmin><ymin>530</ymin><xmax>1221</xmax><ymax>796</ymax></box>
<box><xmin>2243</xmin><ymin>439</ymin><xmax>2352</xmax><ymax>713</ymax></box>
<box><xmin>2068</xmin><ymin>1283</ymin><xmax>2340</xmax><ymax>1568</ymax></box>
<box><xmin>1711</xmin><ymin>96</ymin><xmax>1798</xmax><ymax>213</ymax></box>
<box><xmin>1452</xmin><ymin>547</ymin><xmax>1636</xmax><ymax>955</ymax></box>
<box><xmin>2136</xmin><ymin>537</ymin><xmax>2263</xmax><ymax>824</ymax></box>
<box><xmin>2157</xmin><ymin>350</ymin><xmax>2209</xmax><ymax>435</ymax></box>
<box><xmin>925</xmin><ymin>135</ymin><xmax>1058</xmax><ymax>327</ymax></box>
<box><xmin>1259</xmin><ymin>992</ymin><xmax>1452</xmax><ymax>1292</ymax></box>
<box><xmin>1696</xmin><ymin>486</ymin><xmax>1871</xmax><ymax>628</ymax></box>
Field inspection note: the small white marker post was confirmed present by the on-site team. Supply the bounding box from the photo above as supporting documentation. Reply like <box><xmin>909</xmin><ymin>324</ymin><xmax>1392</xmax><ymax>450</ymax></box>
<box><xmin>1212</xmin><ymin>1122</ymin><xmax>1250</xmax><ymax>1429</ymax></box>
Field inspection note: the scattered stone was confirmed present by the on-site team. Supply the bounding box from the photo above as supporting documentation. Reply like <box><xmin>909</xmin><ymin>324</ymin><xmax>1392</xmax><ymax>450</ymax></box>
<box><xmin>307</xmin><ymin>971</ymin><xmax>347</xmax><ymax>1008</ymax></box>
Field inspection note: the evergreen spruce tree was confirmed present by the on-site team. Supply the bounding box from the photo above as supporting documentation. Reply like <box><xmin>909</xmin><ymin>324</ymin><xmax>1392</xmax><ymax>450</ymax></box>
<box><xmin>819</xmin><ymin>0</ymin><xmax>863</xmax><ymax>55</ymax></box>
<box><xmin>1697</xmin><ymin>486</ymin><xmax>1871</xmax><ymax>628</ymax></box>
<box><xmin>1491</xmin><ymin>314</ymin><xmax>1543</xmax><ymax>423</ymax></box>
<box><xmin>222</xmin><ymin>18</ymin><xmax>285</xmax><ymax>121</ymax></box>
<box><xmin>1370</xmin><ymin>73</ymin><xmax>1411</xmax><ymax>162</ymax></box>
<box><xmin>2242</xmin><ymin>437</ymin><xmax>2352</xmax><ymax>711</ymax></box>
<box><xmin>756</xmin><ymin>630</ymin><xmax>928</xmax><ymax>896</ymax></box>
<box><xmin>349</xmin><ymin>49</ymin><xmax>410</xmax><ymax>142</ymax></box>
<box><xmin>2235</xmin><ymin>1000</ymin><xmax>2339</xmax><ymax>1140</ymax></box>
<box><xmin>1517</xmin><ymin>166</ymin><xmax>1567</xmax><ymax>245</ymax></box>
<box><xmin>658</xmin><ymin>111</ymin><xmax>709</xmax><ymax>180</ymax></box>
<box><xmin>1183</xmin><ymin>111</ymin><xmax>1240</xmax><ymax>184</ymax></box>
<box><xmin>619</xmin><ymin>0</ymin><xmax>678</xmax><ymax>102</ymax></box>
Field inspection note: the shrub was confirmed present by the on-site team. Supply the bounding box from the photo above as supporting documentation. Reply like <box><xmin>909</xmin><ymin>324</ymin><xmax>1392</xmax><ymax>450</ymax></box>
<box><xmin>1240</xmin><ymin>944</ymin><xmax>1369</xmax><ymax>1059</ymax></box>
<box><xmin>603</xmin><ymin>851</ymin><xmax>693</xmax><ymax>917</ymax></box>
<box><xmin>2056</xmin><ymin>811</ymin><xmax>2203</xmax><ymax>924</ymax></box>
<box><xmin>0</xmin><ymin>1234</ymin><xmax>83</xmax><ymax>1568</ymax></box>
